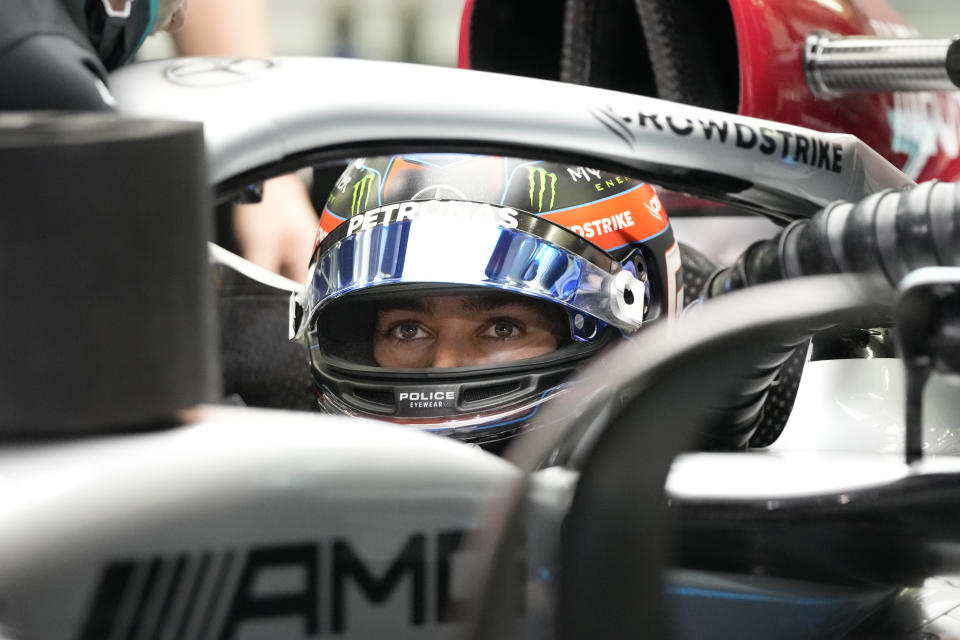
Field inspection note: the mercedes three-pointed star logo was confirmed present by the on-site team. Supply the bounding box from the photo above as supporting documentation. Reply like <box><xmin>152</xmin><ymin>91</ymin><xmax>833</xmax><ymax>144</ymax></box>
<box><xmin>163</xmin><ymin>57</ymin><xmax>277</xmax><ymax>87</ymax></box>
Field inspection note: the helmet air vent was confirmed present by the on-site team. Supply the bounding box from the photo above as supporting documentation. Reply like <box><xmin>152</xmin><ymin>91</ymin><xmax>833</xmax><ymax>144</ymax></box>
<box><xmin>462</xmin><ymin>381</ymin><xmax>524</xmax><ymax>404</ymax></box>
<box><xmin>351</xmin><ymin>388</ymin><xmax>396</xmax><ymax>408</ymax></box>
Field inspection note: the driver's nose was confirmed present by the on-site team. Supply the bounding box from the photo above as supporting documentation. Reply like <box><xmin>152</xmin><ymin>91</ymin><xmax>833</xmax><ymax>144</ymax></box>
<box><xmin>430</xmin><ymin>335</ymin><xmax>470</xmax><ymax>368</ymax></box>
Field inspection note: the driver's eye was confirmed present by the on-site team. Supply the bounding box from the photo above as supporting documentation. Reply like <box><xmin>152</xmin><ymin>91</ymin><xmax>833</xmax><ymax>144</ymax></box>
<box><xmin>393</xmin><ymin>322</ymin><xmax>426</xmax><ymax>340</ymax></box>
<box><xmin>488</xmin><ymin>320</ymin><xmax>520</xmax><ymax>339</ymax></box>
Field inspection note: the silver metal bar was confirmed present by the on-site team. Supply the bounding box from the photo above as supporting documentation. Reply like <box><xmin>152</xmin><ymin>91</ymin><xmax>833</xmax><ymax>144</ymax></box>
<box><xmin>805</xmin><ymin>31</ymin><xmax>960</xmax><ymax>98</ymax></box>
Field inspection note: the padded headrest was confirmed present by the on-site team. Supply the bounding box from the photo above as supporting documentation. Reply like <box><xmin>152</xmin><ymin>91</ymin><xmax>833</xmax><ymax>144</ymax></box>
<box><xmin>211</xmin><ymin>247</ymin><xmax>315</xmax><ymax>411</ymax></box>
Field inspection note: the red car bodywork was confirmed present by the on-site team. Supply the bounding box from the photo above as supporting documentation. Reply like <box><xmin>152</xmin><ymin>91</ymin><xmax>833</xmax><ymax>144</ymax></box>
<box><xmin>731</xmin><ymin>0</ymin><xmax>960</xmax><ymax>181</ymax></box>
<box><xmin>459</xmin><ymin>0</ymin><xmax>960</xmax><ymax>182</ymax></box>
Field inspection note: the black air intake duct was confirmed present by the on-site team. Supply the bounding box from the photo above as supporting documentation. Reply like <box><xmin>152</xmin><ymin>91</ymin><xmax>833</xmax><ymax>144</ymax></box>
<box><xmin>707</xmin><ymin>180</ymin><xmax>960</xmax><ymax>295</ymax></box>
<box><xmin>701</xmin><ymin>180</ymin><xmax>960</xmax><ymax>449</ymax></box>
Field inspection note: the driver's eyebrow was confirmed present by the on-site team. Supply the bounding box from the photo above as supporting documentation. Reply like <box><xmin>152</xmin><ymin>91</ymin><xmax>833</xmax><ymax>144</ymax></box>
<box><xmin>377</xmin><ymin>299</ymin><xmax>428</xmax><ymax>313</ymax></box>
<box><xmin>461</xmin><ymin>295</ymin><xmax>541</xmax><ymax>313</ymax></box>
<box><xmin>377</xmin><ymin>295</ymin><xmax>543</xmax><ymax>314</ymax></box>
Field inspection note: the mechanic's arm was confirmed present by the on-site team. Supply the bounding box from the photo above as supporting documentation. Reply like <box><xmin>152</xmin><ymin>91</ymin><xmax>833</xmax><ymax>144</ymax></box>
<box><xmin>172</xmin><ymin>0</ymin><xmax>319</xmax><ymax>283</ymax></box>
<box><xmin>170</xmin><ymin>0</ymin><xmax>271</xmax><ymax>57</ymax></box>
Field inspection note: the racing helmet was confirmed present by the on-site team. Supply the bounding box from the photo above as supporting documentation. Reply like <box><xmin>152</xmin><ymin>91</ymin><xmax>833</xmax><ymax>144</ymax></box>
<box><xmin>290</xmin><ymin>154</ymin><xmax>683</xmax><ymax>446</ymax></box>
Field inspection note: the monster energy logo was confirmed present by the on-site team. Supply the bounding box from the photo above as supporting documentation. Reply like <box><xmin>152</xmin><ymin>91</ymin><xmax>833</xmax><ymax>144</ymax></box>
<box><xmin>527</xmin><ymin>167</ymin><xmax>557</xmax><ymax>212</ymax></box>
<box><xmin>351</xmin><ymin>173</ymin><xmax>376</xmax><ymax>214</ymax></box>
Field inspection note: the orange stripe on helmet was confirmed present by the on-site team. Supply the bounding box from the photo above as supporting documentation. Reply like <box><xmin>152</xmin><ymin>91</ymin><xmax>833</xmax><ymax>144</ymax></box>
<box><xmin>540</xmin><ymin>183</ymin><xmax>668</xmax><ymax>251</ymax></box>
<box><xmin>313</xmin><ymin>208</ymin><xmax>346</xmax><ymax>251</ymax></box>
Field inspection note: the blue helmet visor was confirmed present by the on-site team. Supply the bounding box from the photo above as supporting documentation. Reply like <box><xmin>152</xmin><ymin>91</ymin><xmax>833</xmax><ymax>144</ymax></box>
<box><xmin>292</xmin><ymin>200</ymin><xmax>647</xmax><ymax>339</ymax></box>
